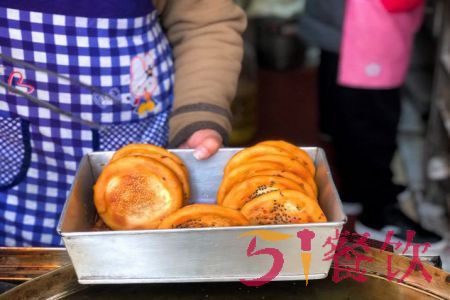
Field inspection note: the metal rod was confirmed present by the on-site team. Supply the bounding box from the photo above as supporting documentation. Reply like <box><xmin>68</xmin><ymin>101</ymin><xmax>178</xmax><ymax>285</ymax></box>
<box><xmin>0</xmin><ymin>81</ymin><xmax>101</xmax><ymax>129</ymax></box>
<box><xmin>0</xmin><ymin>52</ymin><xmax>120</xmax><ymax>104</ymax></box>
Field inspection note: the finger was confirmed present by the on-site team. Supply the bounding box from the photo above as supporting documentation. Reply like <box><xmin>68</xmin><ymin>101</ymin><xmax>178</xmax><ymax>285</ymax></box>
<box><xmin>177</xmin><ymin>130</ymin><xmax>218</xmax><ymax>149</ymax></box>
<box><xmin>193</xmin><ymin>136</ymin><xmax>222</xmax><ymax>160</ymax></box>
<box><xmin>185</xmin><ymin>129</ymin><xmax>221</xmax><ymax>149</ymax></box>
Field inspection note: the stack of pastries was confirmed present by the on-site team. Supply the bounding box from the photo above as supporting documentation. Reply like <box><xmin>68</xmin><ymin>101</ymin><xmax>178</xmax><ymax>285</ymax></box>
<box><xmin>93</xmin><ymin>144</ymin><xmax>249</xmax><ymax>230</ymax></box>
<box><xmin>93</xmin><ymin>144</ymin><xmax>189</xmax><ymax>230</ymax></box>
<box><xmin>217</xmin><ymin>141</ymin><xmax>327</xmax><ymax>225</ymax></box>
<box><xmin>93</xmin><ymin>141</ymin><xmax>327</xmax><ymax>231</ymax></box>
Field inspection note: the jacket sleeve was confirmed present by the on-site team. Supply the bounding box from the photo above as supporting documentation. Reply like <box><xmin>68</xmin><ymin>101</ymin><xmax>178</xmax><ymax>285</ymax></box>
<box><xmin>154</xmin><ymin>0</ymin><xmax>247</xmax><ymax>147</ymax></box>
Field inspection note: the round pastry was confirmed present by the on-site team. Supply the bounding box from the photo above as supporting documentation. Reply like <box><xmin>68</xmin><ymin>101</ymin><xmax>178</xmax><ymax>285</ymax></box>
<box><xmin>249</xmin><ymin>169</ymin><xmax>317</xmax><ymax>198</ymax></box>
<box><xmin>110</xmin><ymin>144</ymin><xmax>190</xmax><ymax>202</ymax></box>
<box><xmin>241</xmin><ymin>190</ymin><xmax>327</xmax><ymax>225</ymax></box>
<box><xmin>223</xmin><ymin>144</ymin><xmax>297</xmax><ymax>175</ymax></box>
<box><xmin>221</xmin><ymin>175</ymin><xmax>309</xmax><ymax>210</ymax></box>
<box><xmin>111</xmin><ymin>143</ymin><xmax>185</xmax><ymax>166</ymax></box>
<box><xmin>94</xmin><ymin>156</ymin><xmax>183</xmax><ymax>230</ymax></box>
<box><xmin>257</xmin><ymin>140</ymin><xmax>315</xmax><ymax>175</ymax></box>
<box><xmin>158</xmin><ymin>204</ymin><xmax>249</xmax><ymax>229</ymax></box>
<box><xmin>247</xmin><ymin>155</ymin><xmax>316</xmax><ymax>193</ymax></box>
<box><xmin>217</xmin><ymin>161</ymin><xmax>284</xmax><ymax>205</ymax></box>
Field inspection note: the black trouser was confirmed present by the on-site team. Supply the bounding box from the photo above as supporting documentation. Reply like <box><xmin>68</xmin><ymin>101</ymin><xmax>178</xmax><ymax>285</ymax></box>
<box><xmin>319</xmin><ymin>51</ymin><xmax>402</xmax><ymax>225</ymax></box>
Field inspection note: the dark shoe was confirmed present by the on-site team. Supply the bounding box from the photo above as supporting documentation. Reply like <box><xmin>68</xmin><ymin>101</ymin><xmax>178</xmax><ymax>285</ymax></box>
<box><xmin>355</xmin><ymin>206</ymin><xmax>447</xmax><ymax>255</ymax></box>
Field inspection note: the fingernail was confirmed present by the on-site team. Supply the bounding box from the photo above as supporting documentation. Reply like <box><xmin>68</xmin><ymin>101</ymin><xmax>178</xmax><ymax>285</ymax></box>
<box><xmin>193</xmin><ymin>146</ymin><xmax>209</xmax><ymax>160</ymax></box>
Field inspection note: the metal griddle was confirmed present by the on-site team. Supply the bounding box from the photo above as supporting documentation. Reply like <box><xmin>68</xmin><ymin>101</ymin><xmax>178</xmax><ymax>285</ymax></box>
<box><xmin>1</xmin><ymin>244</ymin><xmax>449</xmax><ymax>299</ymax></box>
<box><xmin>1</xmin><ymin>262</ymin><xmax>449</xmax><ymax>300</ymax></box>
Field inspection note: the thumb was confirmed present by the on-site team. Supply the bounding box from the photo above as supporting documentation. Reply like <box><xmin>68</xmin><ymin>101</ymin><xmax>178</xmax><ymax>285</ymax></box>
<box><xmin>193</xmin><ymin>136</ymin><xmax>222</xmax><ymax>160</ymax></box>
<box><xmin>182</xmin><ymin>129</ymin><xmax>223</xmax><ymax>160</ymax></box>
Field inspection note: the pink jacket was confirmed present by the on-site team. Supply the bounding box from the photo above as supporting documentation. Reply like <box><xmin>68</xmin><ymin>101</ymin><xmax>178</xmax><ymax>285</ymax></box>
<box><xmin>338</xmin><ymin>0</ymin><xmax>425</xmax><ymax>89</ymax></box>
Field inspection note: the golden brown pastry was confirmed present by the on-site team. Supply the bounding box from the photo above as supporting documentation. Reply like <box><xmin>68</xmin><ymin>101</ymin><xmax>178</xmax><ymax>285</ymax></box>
<box><xmin>110</xmin><ymin>143</ymin><xmax>190</xmax><ymax>202</ymax></box>
<box><xmin>94</xmin><ymin>156</ymin><xmax>183</xmax><ymax>230</ymax></box>
<box><xmin>221</xmin><ymin>175</ymin><xmax>312</xmax><ymax>210</ymax></box>
<box><xmin>257</xmin><ymin>140</ymin><xmax>316</xmax><ymax>175</ymax></box>
<box><xmin>240</xmin><ymin>190</ymin><xmax>327</xmax><ymax>225</ymax></box>
<box><xmin>158</xmin><ymin>204</ymin><xmax>249</xmax><ymax>229</ymax></box>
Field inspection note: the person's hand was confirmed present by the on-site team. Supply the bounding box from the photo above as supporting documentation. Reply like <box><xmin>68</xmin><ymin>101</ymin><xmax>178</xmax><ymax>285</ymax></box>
<box><xmin>178</xmin><ymin>129</ymin><xmax>223</xmax><ymax>160</ymax></box>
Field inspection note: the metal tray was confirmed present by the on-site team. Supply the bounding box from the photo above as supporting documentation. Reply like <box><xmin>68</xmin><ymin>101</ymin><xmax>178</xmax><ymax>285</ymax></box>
<box><xmin>57</xmin><ymin>148</ymin><xmax>347</xmax><ymax>284</ymax></box>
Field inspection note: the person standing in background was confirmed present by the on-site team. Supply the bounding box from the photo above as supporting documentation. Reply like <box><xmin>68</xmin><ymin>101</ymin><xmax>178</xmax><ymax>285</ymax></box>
<box><xmin>299</xmin><ymin>0</ymin><xmax>445</xmax><ymax>250</ymax></box>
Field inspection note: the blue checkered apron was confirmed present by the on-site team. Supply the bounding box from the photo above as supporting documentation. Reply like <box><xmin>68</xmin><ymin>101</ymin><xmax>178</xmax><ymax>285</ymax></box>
<box><xmin>0</xmin><ymin>5</ymin><xmax>175</xmax><ymax>246</ymax></box>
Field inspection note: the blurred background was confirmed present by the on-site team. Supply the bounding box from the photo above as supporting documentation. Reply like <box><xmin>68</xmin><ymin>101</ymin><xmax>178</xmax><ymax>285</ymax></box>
<box><xmin>232</xmin><ymin>0</ymin><xmax>449</xmax><ymax>268</ymax></box>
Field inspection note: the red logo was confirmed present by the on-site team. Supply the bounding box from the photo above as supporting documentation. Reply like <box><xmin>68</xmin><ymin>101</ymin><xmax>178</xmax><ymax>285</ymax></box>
<box><xmin>8</xmin><ymin>70</ymin><xmax>35</xmax><ymax>95</ymax></box>
<box><xmin>239</xmin><ymin>229</ymin><xmax>433</xmax><ymax>287</ymax></box>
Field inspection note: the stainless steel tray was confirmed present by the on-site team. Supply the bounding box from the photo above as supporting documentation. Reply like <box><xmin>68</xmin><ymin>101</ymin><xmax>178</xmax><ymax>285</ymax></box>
<box><xmin>57</xmin><ymin>148</ymin><xmax>347</xmax><ymax>284</ymax></box>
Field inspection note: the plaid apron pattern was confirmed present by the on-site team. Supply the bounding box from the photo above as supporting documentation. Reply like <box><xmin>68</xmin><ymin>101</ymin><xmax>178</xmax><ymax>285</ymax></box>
<box><xmin>0</xmin><ymin>6</ymin><xmax>174</xmax><ymax>246</ymax></box>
